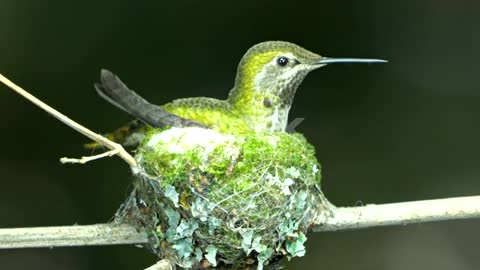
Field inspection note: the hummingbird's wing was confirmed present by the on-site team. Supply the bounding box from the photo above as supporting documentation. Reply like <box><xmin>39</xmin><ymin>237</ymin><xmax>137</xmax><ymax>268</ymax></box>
<box><xmin>95</xmin><ymin>69</ymin><xmax>206</xmax><ymax>129</ymax></box>
<box><xmin>84</xmin><ymin>119</ymin><xmax>149</xmax><ymax>149</ymax></box>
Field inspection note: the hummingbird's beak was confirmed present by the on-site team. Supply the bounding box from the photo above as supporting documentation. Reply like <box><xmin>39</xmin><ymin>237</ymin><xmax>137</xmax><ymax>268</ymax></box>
<box><xmin>318</xmin><ymin>57</ymin><xmax>388</xmax><ymax>65</ymax></box>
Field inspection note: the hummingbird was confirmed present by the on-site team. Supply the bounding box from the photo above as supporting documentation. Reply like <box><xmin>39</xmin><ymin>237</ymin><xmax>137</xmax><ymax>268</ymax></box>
<box><xmin>90</xmin><ymin>41</ymin><xmax>386</xmax><ymax>148</ymax></box>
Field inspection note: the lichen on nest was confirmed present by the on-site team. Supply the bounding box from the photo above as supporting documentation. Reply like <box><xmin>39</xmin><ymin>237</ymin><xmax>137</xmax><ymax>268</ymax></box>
<box><xmin>115</xmin><ymin>127</ymin><xmax>329</xmax><ymax>269</ymax></box>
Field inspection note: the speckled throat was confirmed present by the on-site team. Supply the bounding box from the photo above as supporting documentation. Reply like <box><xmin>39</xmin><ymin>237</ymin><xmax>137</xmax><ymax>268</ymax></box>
<box><xmin>228</xmin><ymin>69</ymin><xmax>310</xmax><ymax>132</ymax></box>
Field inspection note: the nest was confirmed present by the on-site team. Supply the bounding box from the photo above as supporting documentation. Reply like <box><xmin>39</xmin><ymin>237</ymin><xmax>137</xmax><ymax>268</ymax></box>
<box><xmin>115</xmin><ymin>127</ymin><xmax>329</xmax><ymax>269</ymax></box>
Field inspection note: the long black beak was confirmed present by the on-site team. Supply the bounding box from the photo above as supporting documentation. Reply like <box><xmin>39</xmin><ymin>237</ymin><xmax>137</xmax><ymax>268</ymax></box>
<box><xmin>318</xmin><ymin>57</ymin><xmax>388</xmax><ymax>64</ymax></box>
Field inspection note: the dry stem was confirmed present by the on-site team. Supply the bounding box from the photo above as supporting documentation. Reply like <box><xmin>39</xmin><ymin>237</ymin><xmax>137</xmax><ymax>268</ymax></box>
<box><xmin>0</xmin><ymin>73</ymin><xmax>137</xmax><ymax>169</ymax></box>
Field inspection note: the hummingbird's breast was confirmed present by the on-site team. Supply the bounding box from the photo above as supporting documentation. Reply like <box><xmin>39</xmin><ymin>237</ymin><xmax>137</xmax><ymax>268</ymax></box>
<box><xmin>229</xmin><ymin>90</ymin><xmax>292</xmax><ymax>133</ymax></box>
<box><xmin>257</xmin><ymin>106</ymin><xmax>291</xmax><ymax>132</ymax></box>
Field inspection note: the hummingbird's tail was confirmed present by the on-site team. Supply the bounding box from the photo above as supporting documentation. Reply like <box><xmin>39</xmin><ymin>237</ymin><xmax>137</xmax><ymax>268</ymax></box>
<box><xmin>95</xmin><ymin>69</ymin><xmax>205</xmax><ymax>128</ymax></box>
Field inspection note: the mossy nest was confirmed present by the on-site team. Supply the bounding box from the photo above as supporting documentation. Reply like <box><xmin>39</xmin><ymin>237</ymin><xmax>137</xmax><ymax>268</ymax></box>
<box><xmin>116</xmin><ymin>127</ymin><xmax>329</xmax><ymax>269</ymax></box>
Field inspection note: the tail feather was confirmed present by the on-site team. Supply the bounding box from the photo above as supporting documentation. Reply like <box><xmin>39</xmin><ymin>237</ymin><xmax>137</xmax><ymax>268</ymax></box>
<box><xmin>95</xmin><ymin>69</ymin><xmax>206</xmax><ymax>129</ymax></box>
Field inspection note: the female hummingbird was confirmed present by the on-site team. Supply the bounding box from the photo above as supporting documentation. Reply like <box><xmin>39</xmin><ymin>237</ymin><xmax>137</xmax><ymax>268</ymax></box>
<box><xmin>90</xmin><ymin>41</ymin><xmax>386</xmax><ymax>148</ymax></box>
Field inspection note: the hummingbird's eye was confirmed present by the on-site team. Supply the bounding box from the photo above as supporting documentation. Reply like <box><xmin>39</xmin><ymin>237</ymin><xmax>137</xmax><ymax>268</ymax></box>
<box><xmin>277</xmin><ymin>56</ymin><xmax>289</xmax><ymax>67</ymax></box>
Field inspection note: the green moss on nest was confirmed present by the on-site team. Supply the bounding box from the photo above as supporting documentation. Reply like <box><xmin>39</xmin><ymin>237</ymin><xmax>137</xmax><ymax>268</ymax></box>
<box><xmin>116</xmin><ymin>127</ymin><xmax>328</xmax><ymax>269</ymax></box>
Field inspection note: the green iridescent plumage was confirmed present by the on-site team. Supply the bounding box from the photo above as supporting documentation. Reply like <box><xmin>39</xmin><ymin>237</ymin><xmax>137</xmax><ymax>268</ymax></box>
<box><xmin>161</xmin><ymin>97</ymin><xmax>250</xmax><ymax>134</ymax></box>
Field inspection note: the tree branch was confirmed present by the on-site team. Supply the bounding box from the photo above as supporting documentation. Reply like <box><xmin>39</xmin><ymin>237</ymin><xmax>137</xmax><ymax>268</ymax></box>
<box><xmin>314</xmin><ymin>195</ymin><xmax>480</xmax><ymax>232</ymax></box>
<box><xmin>0</xmin><ymin>223</ymin><xmax>175</xmax><ymax>270</ymax></box>
<box><xmin>0</xmin><ymin>196</ymin><xmax>478</xmax><ymax>249</ymax></box>
<box><xmin>0</xmin><ymin>223</ymin><xmax>147</xmax><ymax>249</ymax></box>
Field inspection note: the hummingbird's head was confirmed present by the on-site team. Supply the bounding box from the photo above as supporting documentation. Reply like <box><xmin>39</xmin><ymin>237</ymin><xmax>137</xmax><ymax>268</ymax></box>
<box><xmin>228</xmin><ymin>41</ymin><xmax>324</xmax><ymax>109</ymax></box>
<box><xmin>228</xmin><ymin>41</ymin><xmax>386</xmax><ymax>132</ymax></box>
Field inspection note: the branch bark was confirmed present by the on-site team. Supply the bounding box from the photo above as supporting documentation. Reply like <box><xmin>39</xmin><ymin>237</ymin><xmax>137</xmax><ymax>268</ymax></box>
<box><xmin>314</xmin><ymin>195</ymin><xmax>480</xmax><ymax>232</ymax></box>
<box><xmin>1</xmin><ymin>196</ymin><xmax>479</xmax><ymax>249</ymax></box>
<box><xmin>0</xmin><ymin>223</ymin><xmax>147</xmax><ymax>249</ymax></box>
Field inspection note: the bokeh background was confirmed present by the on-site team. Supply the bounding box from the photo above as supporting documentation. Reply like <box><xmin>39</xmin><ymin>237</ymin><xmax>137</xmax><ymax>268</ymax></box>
<box><xmin>1</xmin><ymin>0</ymin><xmax>480</xmax><ymax>269</ymax></box>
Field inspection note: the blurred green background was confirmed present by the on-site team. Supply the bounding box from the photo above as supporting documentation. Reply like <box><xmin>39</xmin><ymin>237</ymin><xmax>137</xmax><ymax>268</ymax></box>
<box><xmin>1</xmin><ymin>0</ymin><xmax>480</xmax><ymax>269</ymax></box>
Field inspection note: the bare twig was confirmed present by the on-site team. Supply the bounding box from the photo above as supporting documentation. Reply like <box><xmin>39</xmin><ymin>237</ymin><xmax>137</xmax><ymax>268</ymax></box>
<box><xmin>60</xmin><ymin>148</ymin><xmax>120</xmax><ymax>164</ymax></box>
<box><xmin>0</xmin><ymin>223</ymin><xmax>147</xmax><ymax>249</ymax></box>
<box><xmin>314</xmin><ymin>195</ymin><xmax>480</xmax><ymax>232</ymax></box>
<box><xmin>0</xmin><ymin>73</ymin><xmax>137</xmax><ymax>169</ymax></box>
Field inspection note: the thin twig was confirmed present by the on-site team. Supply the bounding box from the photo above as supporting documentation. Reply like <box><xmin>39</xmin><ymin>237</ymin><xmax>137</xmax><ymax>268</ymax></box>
<box><xmin>0</xmin><ymin>223</ymin><xmax>147</xmax><ymax>249</ymax></box>
<box><xmin>314</xmin><ymin>195</ymin><xmax>480</xmax><ymax>232</ymax></box>
<box><xmin>60</xmin><ymin>149</ymin><xmax>120</xmax><ymax>164</ymax></box>
<box><xmin>0</xmin><ymin>73</ymin><xmax>137</xmax><ymax>169</ymax></box>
